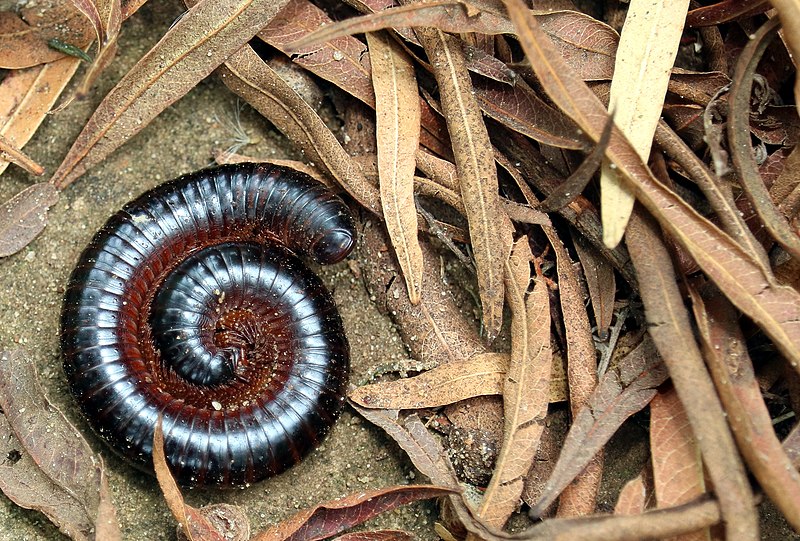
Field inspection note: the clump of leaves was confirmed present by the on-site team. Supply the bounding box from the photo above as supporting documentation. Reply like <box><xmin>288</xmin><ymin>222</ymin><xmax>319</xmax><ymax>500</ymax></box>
<box><xmin>1</xmin><ymin>0</ymin><xmax>800</xmax><ymax>539</ymax></box>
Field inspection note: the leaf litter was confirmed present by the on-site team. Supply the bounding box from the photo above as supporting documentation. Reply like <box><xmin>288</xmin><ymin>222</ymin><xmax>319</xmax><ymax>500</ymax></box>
<box><xmin>1</xmin><ymin>0</ymin><xmax>800</xmax><ymax>539</ymax></box>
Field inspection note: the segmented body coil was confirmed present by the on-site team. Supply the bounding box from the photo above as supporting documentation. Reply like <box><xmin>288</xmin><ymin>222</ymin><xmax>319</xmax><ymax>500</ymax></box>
<box><xmin>60</xmin><ymin>163</ymin><xmax>355</xmax><ymax>488</ymax></box>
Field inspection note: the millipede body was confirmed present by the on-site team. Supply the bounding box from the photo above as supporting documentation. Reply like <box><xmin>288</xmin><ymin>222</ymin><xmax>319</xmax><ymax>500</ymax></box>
<box><xmin>60</xmin><ymin>163</ymin><xmax>356</xmax><ymax>488</ymax></box>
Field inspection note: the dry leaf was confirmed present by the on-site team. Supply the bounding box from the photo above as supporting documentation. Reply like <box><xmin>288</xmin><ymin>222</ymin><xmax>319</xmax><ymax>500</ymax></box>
<box><xmin>50</xmin><ymin>0</ymin><xmax>293</xmax><ymax>189</ymax></box>
<box><xmin>572</xmin><ymin>233</ymin><xmax>615</xmax><ymax>339</ymax></box>
<box><xmin>625</xmin><ymin>211</ymin><xmax>757</xmax><ymax>540</ymax></box>
<box><xmin>549</xmin><ymin>231</ymin><xmax>602</xmax><ymax>517</ymax></box>
<box><xmin>479</xmin><ymin>238</ymin><xmax>551</xmax><ymax>527</ymax></box>
<box><xmin>650</xmin><ymin>387</ymin><xmax>709</xmax><ymax>541</ymax></box>
<box><xmin>153</xmin><ymin>420</ymin><xmax>237</xmax><ymax>541</ymax></box>
<box><xmin>350</xmin><ymin>407</ymin><xmax>500</xmax><ymax>541</ymax></box>
<box><xmin>0</xmin><ymin>133</ymin><xmax>44</xmax><ymax>175</ymax></box>
<box><xmin>727</xmin><ymin>17</ymin><xmax>800</xmax><ymax>261</ymax></box>
<box><xmin>529</xmin><ymin>335</ymin><xmax>667</xmax><ymax>517</ymax></box>
<box><xmin>416</xmin><ymin>26</ymin><xmax>513</xmax><ymax>342</ymax></box>
<box><xmin>0</xmin><ymin>58</ymin><xmax>82</xmax><ymax>177</ymax></box>
<box><xmin>0</xmin><ymin>183</ymin><xmax>59</xmax><ymax>257</ymax></box>
<box><xmin>0</xmin><ymin>1</ymin><xmax>93</xmax><ymax>69</ymax></box>
<box><xmin>599</xmin><ymin>0</ymin><xmax>690</xmax><ymax>248</ymax></box>
<box><xmin>368</xmin><ymin>31</ymin><xmax>424</xmax><ymax>304</ymax></box>
<box><xmin>691</xmin><ymin>287</ymin><xmax>800</xmax><ymax>533</ymax></box>
<box><xmin>335</xmin><ymin>531</ymin><xmax>416</xmax><ymax>541</ymax></box>
<box><xmin>614</xmin><ymin>474</ymin><xmax>648</xmax><ymax>516</ymax></box>
<box><xmin>220</xmin><ymin>45</ymin><xmax>380</xmax><ymax>214</ymax></box>
<box><xmin>349</xmin><ymin>352</ymin><xmax>507</xmax><ymax>409</ymax></box>
<box><xmin>535</xmin><ymin>10</ymin><xmax>618</xmax><ymax>81</ymax></box>
<box><xmin>251</xmin><ymin>485</ymin><xmax>457</xmax><ymax>541</ymax></box>
<box><xmin>0</xmin><ymin>349</ymin><xmax>121</xmax><ymax>540</ymax></box>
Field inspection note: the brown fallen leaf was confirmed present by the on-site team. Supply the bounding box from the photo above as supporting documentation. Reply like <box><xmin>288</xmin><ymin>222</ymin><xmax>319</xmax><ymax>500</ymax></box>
<box><xmin>473</xmin><ymin>77</ymin><xmax>587</xmax><ymax>150</ymax></box>
<box><xmin>153</xmin><ymin>419</ymin><xmax>245</xmax><ymax>541</ymax></box>
<box><xmin>650</xmin><ymin>387</ymin><xmax>709</xmax><ymax>541</ymax></box>
<box><xmin>0</xmin><ymin>183</ymin><xmax>59</xmax><ymax>257</ymax></box>
<box><xmin>548</xmin><ymin>231</ymin><xmax>602</xmax><ymax>518</ymax></box>
<box><xmin>251</xmin><ymin>485</ymin><xmax>458</xmax><ymax>541</ymax></box>
<box><xmin>350</xmin><ymin>352</ymin><xmax>507</xmax><ymax>409</ymax></box>
<box><xmin>685</xmin><ymin>0</ymin><xmax>770</xmax><ymax>27</ymax></box>
<box><xmin>0</xmin><ymin>349</ymin><xmax>121</xmax><ymax>540</ymax></box>
<box><xmin>0</xmin><ymin>1</ymin><xmax>94</xmax><ymax>69</ymax></box>
<box><xmin>691</xmin><ymin>285</ymin><xmax>800</xmax><ymax>533</ymax></box>
<box><xmin>599</xmin><ymin>0</ymin><xmax>689</xmax><ymax>248</ymax></box>
<box><xmin>528</xmin><ymin>335</ymin><xmax>667</xmax><ymax>517</ymax></box>
<box><xmin>0</xmin><ymin>57</ymin><xmax>82</xmax><ymax>177</ymax></box>
<box><xmin>0</xmin><ymin>133</ymin><xmax>44</xmax><ymax>175</ymax></box>
<box><xmin>287</xmin><ymin>1</ymin><xmax>515</xmax><ymax>49</ymax></box>
<box><xmin>537</xmin><ymin>112</ymin><xmax>613</xmax><ymax>213</ymax></box>
<box><xmin>625</xmin><ymin>210</ymin><xmax>756</xmax><ymax>541</ymax></box>
<box><xmin>572</xmin><ymin>233</ymin><xmax>615</xmax><ymax>340</ymax></box>
<box><xmin>71</xmin><ymin>0</ymin><xmax>122</xmax><ymax>100</ymax></box>
<box><xmin>50</xmin><ymin>0</ymin><xmax>293</xmax><ymax>189</ymax></box>
<box><xmin>368</xmin><ymin>30</ymin><xmax>424</xmax><ymax>304</ymax></box>
<box><xmin>416</xmin><ymin>26</ymin><xmax>513</xmax><ymax>342</ymax></box>
<box><xmin>334</xmin><ymin>530</ymin><xmax>416</xmax><ymax>541</ymax></box>
<box><xmin>350</xmin><ymin>407</ymin><xmax>501</xmax><ymax>541</ymax></box>
<box><xmin>478</xmin><ymin>238</ymin><xmax>551</xmax><ymax>527</ymax></box>
<box><xmin>613</xmin><ymin>474</ymin><xmax>649</xmax><ymax>516</ymax></box>
<box><xmin>534</xmin><ymin>10</ymin><xmax>618</xmax><ymax>81</ymax></box>
<box><xmin>219</xmin><ymin>45</ymin><xmax>381</xmax><ymax>215</ymax></box>
<box><xmin>727</xmin><ymin>16</ymin><xmax>800</xmax><ymax>262</ymax></box>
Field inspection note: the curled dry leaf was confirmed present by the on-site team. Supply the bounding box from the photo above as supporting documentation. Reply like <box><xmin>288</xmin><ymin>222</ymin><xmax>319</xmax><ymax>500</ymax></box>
<box><xmin>537</xmin><ymin>113</ymin><xmax>613</xmax><ymax>213</ymax></box>
<box><xmin>368</xmin><ymin>31</ymin><xmax>424</xmax><ymax>304</ymax></box>
<box><xmin>727</xmin><ymin>17</ymin><xmax>800</xmax><ymax>262</ymax></box>
<box><xmin>50</xmin><ymin>0</ymin><xmax>293</xmax><ymax>189</ymax></box>
<box><xmin>0</xmin><ymin>349</ymin><xmax>121</xmax><ymax>540</ymax></box>
<box><xmin>251</xmin><ymin>485</ymin><xmax>458</xmax><ymax>541</ymax></box>
<box><xmin>0</xmin><ymin>182</ymin><xmax>59</xmax><ymax>257</ymax></box>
